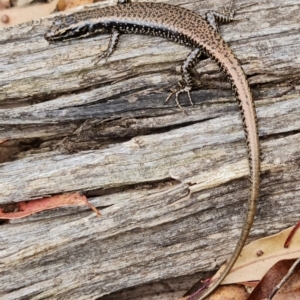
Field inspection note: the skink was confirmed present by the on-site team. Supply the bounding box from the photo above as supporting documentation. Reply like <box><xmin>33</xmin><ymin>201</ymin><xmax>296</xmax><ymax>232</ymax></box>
<box><xmin>45</xmin><ymin>2</ymin><xmax>260</xmax><ymax>299</ymax></box>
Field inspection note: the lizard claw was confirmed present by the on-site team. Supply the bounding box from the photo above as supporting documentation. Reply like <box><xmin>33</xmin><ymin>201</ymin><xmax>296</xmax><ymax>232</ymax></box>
<box><xmin>165</xmin><ymin>82</ymin><xmax>193</xmax><ymax>113</ymax></box>
<box><xmin>221</xmin><ymin>0</ymin><xmax>235</xmax><ymax>21</ymax></box>
<box><xmin>92</xmin><ymin>51</ymin><xmax>108</xmax><ymax>65</ymax></box>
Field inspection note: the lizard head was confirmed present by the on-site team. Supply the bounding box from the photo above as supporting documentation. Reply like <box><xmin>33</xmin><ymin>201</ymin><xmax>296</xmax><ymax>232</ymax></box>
<box><xmin>44</xmin><ymin>15</ymin><xmax>107</xmax><ymax>42</ymax></box>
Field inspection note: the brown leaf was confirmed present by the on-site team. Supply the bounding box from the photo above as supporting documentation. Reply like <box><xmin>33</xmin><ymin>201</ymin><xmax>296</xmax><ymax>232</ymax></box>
<box><xmin>0</xmin><ymin>0</ymin><xmax>59</xmax><ymax>28</ymax></box>
<box><xmin>180</xmin><ymin>284</ymin><xmax>248</xmax><ymax>300</ymax></box>
<box><xmin>248</xmin><ymin>259</ymin><xmax>300</xmax><ymax>300</ymax></box>
<box><xmin>0</xmin><ymin>192</ymin><xmax>101</xmax><ymax>219</ymax></box>
<box><xmin>208</xmin><ymin>285</ymin><xmax>248</xmax><ymax>300</ymax></box>
<box><xmin>57</xmin><ymin>0</ymin><xmax>94</xmax><ymax>11</ymax></box>
<box><xmin>273</xmin><ymin>271</ymin><xmax>300</xmax><ymax>300</ymax></box>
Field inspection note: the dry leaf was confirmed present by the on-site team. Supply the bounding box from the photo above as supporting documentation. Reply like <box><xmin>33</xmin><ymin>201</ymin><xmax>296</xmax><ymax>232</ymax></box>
<box><xmin>0</xmin><ymin>0</ymin><xmax>59</xmax><ymax>28</ymax></box>
<box><xmin>273</xmin><ymin>270</ymin><xmax>300</xmax><ymax>300</ymax></box>
<box><xmin>207</xmin><ymin>285</ymin><xmax>248</xmax><ymax>300</ymax></box>
<box><xmin>212</xmin><ymin>226</ymin><xmax>300</xmax><ymax>285</ymax></box>
<box><xmin>181</xmin><ymin>226</ymin><xmax>300</xmax><ymax>300</ymax></box>
<box><xmin>0</xmin><ymin>192</ymin><xmax>101</xmax><ymax>219</ymax></box>
<box><xmin>11</xmin><ymin>0</ymin><xmax>34</xmax><ymax>7</ymax></box>
<box><xmin>57</xmin><ymin>0</ymin><xmax>93</xmax><ymax>11</ymax></box>
<box><xmin>180</xmin><ymin>284</ymin><xmax>248</xmax><ymax>300</ymax></box>
<box><xmin>0</xmin><ymin>0</ymin><xmax>10</xmax><ymax>9</ymax></box>
<box><xmin>248</xmin><ymin>259</ymin><xmax>300</xmax><ymax>300</ymax></box>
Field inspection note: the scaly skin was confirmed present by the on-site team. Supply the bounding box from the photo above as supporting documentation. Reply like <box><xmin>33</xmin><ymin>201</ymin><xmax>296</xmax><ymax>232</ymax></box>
<box><xmin>45</xmin><ymin>3</ymin><xmax>260</xmax><ymax>299</ymax></box>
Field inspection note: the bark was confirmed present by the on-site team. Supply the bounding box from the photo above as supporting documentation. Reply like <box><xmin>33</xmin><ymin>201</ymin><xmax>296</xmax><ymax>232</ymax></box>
<box><xmin>0</xmin><ymin>0</ymin><xmax>300</xmax><ymax>299</ymax></box>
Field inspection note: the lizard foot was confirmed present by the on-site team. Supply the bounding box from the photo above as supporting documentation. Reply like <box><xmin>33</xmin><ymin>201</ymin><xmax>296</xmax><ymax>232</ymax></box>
<box><xmin>165</xmin><ymin>81</ymin><xmax>193</xmax><ymax>112</ymax></box>
<box><xmin>221</xmin><ymin>0</ymin><xmax>235</xmax><ymax>19</ymax></box>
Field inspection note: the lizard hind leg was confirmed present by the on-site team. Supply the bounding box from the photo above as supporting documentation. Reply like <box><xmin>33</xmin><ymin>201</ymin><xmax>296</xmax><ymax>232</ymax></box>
<box><xmin>166</xmin><ymin>47</ymin><xmax>202</xmax><ymax>110</ymax></box>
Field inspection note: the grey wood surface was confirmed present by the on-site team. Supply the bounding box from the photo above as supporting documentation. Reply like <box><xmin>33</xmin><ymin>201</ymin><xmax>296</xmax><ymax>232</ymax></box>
<box><xmin>0</xmin><ymin>0</ymin><xmax>300</xmax><ymax>299</ymax></box>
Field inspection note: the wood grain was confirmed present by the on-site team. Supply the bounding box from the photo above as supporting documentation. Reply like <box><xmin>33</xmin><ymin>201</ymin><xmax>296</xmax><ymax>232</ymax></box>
<box><xmin>0</xmin><ymin>0</ymin><xmax>300</xmax><ymax>299</ymax></box>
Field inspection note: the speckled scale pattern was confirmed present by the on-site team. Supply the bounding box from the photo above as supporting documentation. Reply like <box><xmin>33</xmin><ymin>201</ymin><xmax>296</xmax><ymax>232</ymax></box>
<box><xmin>47</xmin><ymin>3</ymin><xmax>227</xmax><ymax>48</ymax></box>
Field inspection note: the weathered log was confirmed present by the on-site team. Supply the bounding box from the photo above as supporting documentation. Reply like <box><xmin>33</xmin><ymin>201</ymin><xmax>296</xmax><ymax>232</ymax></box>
<box><xmin>0</xmin><ymin>0</ymin><xmax>300</xmax><ymax>299</ymax></box>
